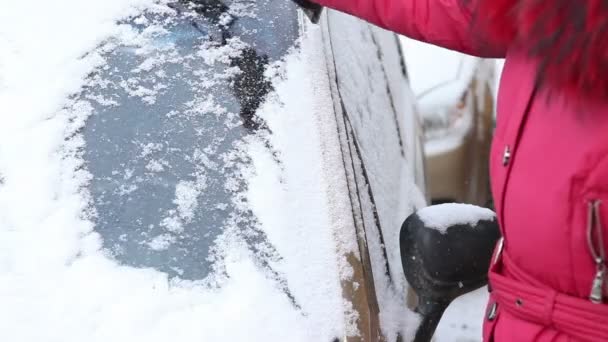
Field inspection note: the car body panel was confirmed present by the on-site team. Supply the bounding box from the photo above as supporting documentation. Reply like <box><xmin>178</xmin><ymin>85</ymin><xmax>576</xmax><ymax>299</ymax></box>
<box><xmin>323</xmin><ymin>12</ymin><xmax>426</xmax><ymax>341</ymax></box>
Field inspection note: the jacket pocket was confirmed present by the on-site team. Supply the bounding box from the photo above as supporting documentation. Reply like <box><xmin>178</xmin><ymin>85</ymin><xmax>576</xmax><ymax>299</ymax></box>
<box><xmin>570</xmin><ymin>152</ymin><xmax>608</xmax><ymax>301</ymax></box>
<box><xmin>585</xmin><ymin>200</ymin><xmax>607</xmax><ymax>303</ymax></box>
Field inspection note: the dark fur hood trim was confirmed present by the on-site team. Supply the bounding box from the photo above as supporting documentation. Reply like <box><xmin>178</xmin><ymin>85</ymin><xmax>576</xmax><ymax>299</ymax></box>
<box><xmin>474</xmin><ymin>0</ymin><xmax>608</xmax><ymax>102</ymax></box>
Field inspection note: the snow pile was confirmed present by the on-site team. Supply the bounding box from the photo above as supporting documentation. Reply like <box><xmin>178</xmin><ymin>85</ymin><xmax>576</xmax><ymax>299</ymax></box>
<box><xmin>435</xmin><ymin>287</ymin><xmax>489</xmax><ymax>342</ymax></box>
<box><xmin>417</xmin><ymin>203</ymin><xmax>495</xmax><ymax>234</ymax></box>
<box><xmin>0</xmin><ymin>2</ymin><xmax>346</xmax><ymax>341</ymax></box>
<box><xmin>245</xmin><ymin>30</ymin><xmax>356</xmax><ymax>336</ymax></box>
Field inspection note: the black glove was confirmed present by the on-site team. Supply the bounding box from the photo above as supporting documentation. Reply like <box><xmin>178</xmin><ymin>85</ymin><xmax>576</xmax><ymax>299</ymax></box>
<box><xmin>292</xmin><ymin>0</ymin><xmax>323</xmax><ymax>23</ymax></box>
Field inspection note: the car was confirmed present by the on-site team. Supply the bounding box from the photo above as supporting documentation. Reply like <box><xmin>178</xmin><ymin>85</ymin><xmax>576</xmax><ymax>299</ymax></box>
<box><xmin>0</xmin><ymin>1</ymin><xmax>426</xmax><ymax>341</ymax></box>
<box><xmin>400</xmin><ymin>37</ymin><xmax>496</xmax><ymax>208</ymax></box>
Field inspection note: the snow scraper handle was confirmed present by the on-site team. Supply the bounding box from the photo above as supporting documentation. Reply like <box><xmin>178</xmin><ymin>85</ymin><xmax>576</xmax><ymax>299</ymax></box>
<box><xmin>292</xmin><ymin>0</ymin><xmax>323</xmax><ymax>23</ymax></box>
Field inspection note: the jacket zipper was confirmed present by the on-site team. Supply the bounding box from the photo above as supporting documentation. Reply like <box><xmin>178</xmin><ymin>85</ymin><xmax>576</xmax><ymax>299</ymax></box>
<box><xmin>587</xmin><ymin>200</ymin><xmax>606</xmax><ymax>304</ymax></box>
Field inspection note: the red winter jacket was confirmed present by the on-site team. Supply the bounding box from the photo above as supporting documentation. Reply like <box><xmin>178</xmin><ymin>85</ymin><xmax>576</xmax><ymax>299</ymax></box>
<box><xmin>308</xmin><ymin>0</ymin><xmax>608</xmax><ymax>340</ymax></box>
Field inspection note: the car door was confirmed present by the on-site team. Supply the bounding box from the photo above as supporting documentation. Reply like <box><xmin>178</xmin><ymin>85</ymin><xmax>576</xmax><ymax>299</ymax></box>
<box><xmin>321</xmin><ymin>10</ymin><xmax>427</xmax><ymax>341</ymax></box>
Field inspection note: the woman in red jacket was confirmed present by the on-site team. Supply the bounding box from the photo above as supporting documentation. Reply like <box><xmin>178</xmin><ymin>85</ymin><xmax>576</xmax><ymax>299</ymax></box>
<box><xmin>304</xmin><ymin>0</ymin><xmax>608</xmax><ymax>341</ymax></box>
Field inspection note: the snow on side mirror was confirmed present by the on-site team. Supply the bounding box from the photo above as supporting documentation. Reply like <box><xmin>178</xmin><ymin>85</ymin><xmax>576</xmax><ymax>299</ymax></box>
<box><xmin>400</xmin><ymin>203</ymin><xmax>500</xmax><ymax>342</ymax></box>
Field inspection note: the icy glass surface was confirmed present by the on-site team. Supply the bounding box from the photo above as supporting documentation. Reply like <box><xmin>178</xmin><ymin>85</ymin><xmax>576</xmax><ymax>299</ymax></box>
<box><xmin>82</xmin><ymin>0</ymin><xmax>298</xmax><ymax>280</ymax></box>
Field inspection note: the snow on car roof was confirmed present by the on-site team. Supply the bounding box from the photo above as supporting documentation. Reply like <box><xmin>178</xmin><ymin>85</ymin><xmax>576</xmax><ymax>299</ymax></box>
<box><xmin>0</xmin><ymin>1</ymin><xmax>349</xmax><ymax>340</ymax></box>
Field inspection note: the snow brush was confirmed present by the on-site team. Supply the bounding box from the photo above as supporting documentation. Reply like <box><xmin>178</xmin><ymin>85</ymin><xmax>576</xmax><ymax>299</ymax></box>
<box><xmin>400</xmin><ymin>204</ymin><xmax>500</xmax><ymax>342</ymax></box>
<box><xmin>292</xmin><ymin>0</ymin><xmax>323</xmax><ymax>23</ymax></box>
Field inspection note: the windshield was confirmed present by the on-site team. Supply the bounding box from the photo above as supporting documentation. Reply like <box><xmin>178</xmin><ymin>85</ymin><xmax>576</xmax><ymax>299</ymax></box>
<box><xmin>83</xmin><ymin>0</ymin><xmax>298</xmax><ymax>280</ymax></box>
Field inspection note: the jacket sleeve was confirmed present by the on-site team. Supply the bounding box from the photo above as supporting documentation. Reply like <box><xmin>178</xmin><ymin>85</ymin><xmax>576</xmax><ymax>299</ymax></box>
<box><xmin>310</xmin><ymin>0</ymin><xmax>506</xmax><ymax>58</ymax></box>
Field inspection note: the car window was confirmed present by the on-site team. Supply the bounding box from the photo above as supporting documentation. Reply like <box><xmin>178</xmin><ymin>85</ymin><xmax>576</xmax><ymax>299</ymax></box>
<box><xmin>82</xmin><ymin>0</ymin><xmax>298</xmax><ymax>280</ymax></box>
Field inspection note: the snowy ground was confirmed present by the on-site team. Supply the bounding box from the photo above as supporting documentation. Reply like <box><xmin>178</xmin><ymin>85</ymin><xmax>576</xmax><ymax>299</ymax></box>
<box><xmin>435</xmin><ymin>288</ymin><xmax>489</xmax><ymax>342</ymax></box>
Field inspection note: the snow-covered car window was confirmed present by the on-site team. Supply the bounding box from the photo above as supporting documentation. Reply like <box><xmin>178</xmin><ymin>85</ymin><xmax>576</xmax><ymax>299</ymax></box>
<box><xmin>83</xmin><ymin>0</ymin><xmax>298</xmax><ymax>280</ymax></box>
<box><xmin>1</xmin><ymin>1</ymin><xmax>429</xmax><ymax>340</ymax></box>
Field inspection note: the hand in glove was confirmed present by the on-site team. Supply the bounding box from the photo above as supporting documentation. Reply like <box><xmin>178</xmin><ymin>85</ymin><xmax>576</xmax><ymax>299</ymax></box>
<box><xmin>292</xmin><ymin>0</ymin><xmax>323</xmax><ymax>23</ymax></box>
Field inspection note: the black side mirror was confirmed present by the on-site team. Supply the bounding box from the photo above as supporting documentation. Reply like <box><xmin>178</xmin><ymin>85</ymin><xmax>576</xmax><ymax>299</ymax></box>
<box><xmin>292</xmin><ymin>0</ymin><xmax>323</xmax><ymax>23</ymax></box>
<box><xmin>400</xmin><ymin>204</ymin><xmax>500</xmax><ymax>342</ymax></box>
